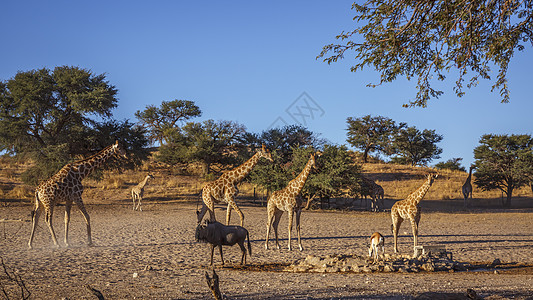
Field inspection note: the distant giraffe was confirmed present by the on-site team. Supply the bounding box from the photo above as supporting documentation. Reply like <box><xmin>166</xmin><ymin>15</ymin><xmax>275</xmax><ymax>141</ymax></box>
<box><xmin>391</xmin><ymin>173</ymin><xmax>438</xmax><ymax>256</ymax></box>
<box><xmin>462</xmin><ymin>165</ymin><xmax>474</xmax><ymax>208</ymax></box>
<box><xmin>131</xmin><ymin>174</ymin><xmax>155</xmax><ymax>211</ymax></box>
<box><xmin>265</xmin><ymin>152</ymin><xmax>319</xmax><ymax>251</ymax></box>
<box><xmin>197</xmin><ymin>145</ymin><xmax>272</xmax><ymax>226</ymax></box>
<box><xmin>361</xmin><ymin>176</ymin><xmax>384</xmax><ymax>211</ymax></box>
<box><xmin>28</xmin><ymin>141</ymin><xmax>127</xmax><ymax>249</ymax></box>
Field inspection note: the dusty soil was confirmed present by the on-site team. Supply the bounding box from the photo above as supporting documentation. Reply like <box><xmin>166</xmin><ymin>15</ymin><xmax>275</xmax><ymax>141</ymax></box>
<box><xmin>1</xmin><ymin>198</ymin><xmax>532</xmax><ymax>299</ymax></box>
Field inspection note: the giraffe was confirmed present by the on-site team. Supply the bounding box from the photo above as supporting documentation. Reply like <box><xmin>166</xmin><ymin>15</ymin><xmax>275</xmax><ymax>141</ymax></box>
<box><xmin>462</xmin><ymin>165</ymin><xmax>474</xmax><ymax>208</ymax></box>
<box><xmin>391</xmin><ymin>173</ymin><xmax>438</xmax><ymax>256</ymax></box>
<box><xmin>28</xmin><ymin>141</ymin><xmax>127</xmax><ymax>249</ymax></box>
<box><xmin>360</xmin><ymin>176</ymin><xmax>383</xmax><ymax>211</ymax></box>
<box><xmin>131</xmin><ymin>174</ymin><xmax>155</xmax><ymax>211</ymax></box>
<box><xmin>197</xmin><ymin>145</ymin><xmax>272</xmax><ymax>226</ymax></box>
<box><xmin>265</xmin><ymin>151</ymin><xmax>319</xmax><ymax>251</ymax></box>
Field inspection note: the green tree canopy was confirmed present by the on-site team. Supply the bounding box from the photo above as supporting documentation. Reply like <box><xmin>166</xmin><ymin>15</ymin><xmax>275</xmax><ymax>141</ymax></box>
<box><xmin>256</xmin><ymin>125</ymin><xmax>325</xmax><ymax>164</ymax></box>
<box><xmin>473</xmin><ymin>134</ymin><xmax>533</xmax><ymax>207</ymax></box>
<box><xmin>0</xmin><ymin>66</ymin><xmax>147</xmax><ymax>184</ymax></box>
<box><xmin>434</xmin><ymin>158</ymin><xmax>466</xmax><ymax>172</ymax></box>
<box><xmin>318</xmin><ymin>1</ymin><xmax>533</xmax><ymax>107</ymax></box>
<box><xmin>391</xmin><ymin>126</ymin><xmax>443</xmax><ymax>166</ymax></box>
<box><xmin>156</xmin><ymin>119</ymin><xmax>246</xmax><ymax>176</ymax></box>
<box><xmin>346</xmin><ymin>115</ymin><xmax>405</xmax><ymax>162</ymax></box>
<box><xmin>135</xmin><ymin>99</ymin><xmax>201</xmax><ymax>145</ymax></box>
<box><xmin>0</xmin><ymin>66</ymin><xmax>118</xmax><ymax>154</ymax></box>
<box><xmin>249</xmin><ymin>145</ymin><xmax>361</xmax><ymax>204</ymax></box>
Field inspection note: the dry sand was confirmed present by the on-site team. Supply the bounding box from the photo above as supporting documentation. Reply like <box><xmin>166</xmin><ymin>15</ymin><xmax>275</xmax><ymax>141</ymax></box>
<box><xmin>1</xmin><ymin>199</ymin><xmax>532</xmax><ymax>299</ymax></box>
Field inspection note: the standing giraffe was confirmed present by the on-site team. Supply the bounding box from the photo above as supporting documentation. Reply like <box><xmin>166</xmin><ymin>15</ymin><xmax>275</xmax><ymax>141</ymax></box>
<box><xmin>131</xmin><ymin>174</ymin><xmax>155</xmax><ymax>211</ymax></box>
<box><xmin>360</xmin><ymin>176</ymin><xmax>383</xmax><ymax>211</ymax></box>
<box><xmin>265</xmin><ymin>152</ymin><xmax>319</xmax><ymax>251</ymax></box>
<box><xmin>28</xmin><ymin>141</ymin><xmax>127</xmax><ymax>249</ymax></box>
<box><xmin>462</xmin><ymin>165</ymin><xmax>474</xmax><ymax>208</ymax></box>
<box><xmin>197</xmin><ymin>145</ymin><xmax>272</xmax><ymax>226</ymax></box>
<box><xmin>391</xmin><ymin>173</ymin><xmax>438</xmax><ymax>256</ymax></box>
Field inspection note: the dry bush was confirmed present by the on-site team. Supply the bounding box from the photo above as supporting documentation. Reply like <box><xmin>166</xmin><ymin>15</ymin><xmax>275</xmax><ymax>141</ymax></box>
<box><xmin>6</xmin><ymin>185</ymin><xmax>33</xmax><ymax>201</ymax></box>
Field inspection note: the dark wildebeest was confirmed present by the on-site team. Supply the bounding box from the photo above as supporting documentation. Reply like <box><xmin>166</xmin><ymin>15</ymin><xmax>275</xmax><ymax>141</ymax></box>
<box><xmin>195</xmin><ymin>221</ymin><xmax>252</xmax><ymax>265</ymax></box>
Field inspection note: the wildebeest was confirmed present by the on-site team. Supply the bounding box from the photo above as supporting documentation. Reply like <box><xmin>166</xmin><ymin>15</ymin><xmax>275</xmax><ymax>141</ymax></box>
<box><xmin>195</xmin><ymin>221</ymin><xmax>252</xmax><ymax>265</ymax></box>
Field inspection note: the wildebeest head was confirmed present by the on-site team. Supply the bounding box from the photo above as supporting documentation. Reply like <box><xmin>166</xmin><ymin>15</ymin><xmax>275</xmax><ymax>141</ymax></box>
<box><xmin>195</xmin><ymin>222</ymin><xmax>208</xmax><ymax>242</ymax></box>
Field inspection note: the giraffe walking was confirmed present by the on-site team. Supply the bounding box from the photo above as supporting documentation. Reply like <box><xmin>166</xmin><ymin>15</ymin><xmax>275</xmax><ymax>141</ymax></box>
<box><xmin>131</xmin><ymin>174</ymin><xmax>154</xmax><ymax>211</ymax></box>
<box><xmin>265</xmin><ymin>152</ymin><xmax>319</xmax><ymax>251</ymax></box>
<box><xmin>391</xmin><ymin>173</ymin><xmax>438</xmax><ymax>256</ymax></box>
<box><xmin>462</xmin><ymin>165</ymin><xmax>474</xmax><ymax>208</ymax></box>
<box><xmin>28</xmin><ymin>141</ymin><xmax>127</xmax><ymax>249</ymax></box>
<box><xmin>197</xmin><ymin>145</ymin><xmax>272</xmax><ymax>226</ymax></box>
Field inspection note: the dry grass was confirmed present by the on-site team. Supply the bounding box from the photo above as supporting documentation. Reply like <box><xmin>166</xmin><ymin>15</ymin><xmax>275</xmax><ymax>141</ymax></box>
<box><xmin>363</xmin><ymin>162</ymin><xmax>532</xmax><ymax>201</ymax></box>
<box><xmin>1</xmin><ymin>156</ymin><xmax>531</xmax><ymax>207</ymax></box>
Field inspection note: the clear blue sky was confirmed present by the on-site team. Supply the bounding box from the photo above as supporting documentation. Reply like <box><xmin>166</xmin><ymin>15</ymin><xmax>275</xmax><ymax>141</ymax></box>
<box><xmin>1</xmin><ymin>1</ymin><xmax>532</xmax><ymax>168</ymax></box>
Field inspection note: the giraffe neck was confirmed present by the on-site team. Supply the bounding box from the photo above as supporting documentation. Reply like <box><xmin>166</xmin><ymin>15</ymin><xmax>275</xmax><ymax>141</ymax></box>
<box><xmin>286</xmin><ymin>156</ymin><xmax>314</xmax><ymax>196</ymax></box>
<box><xmin>70</xmin><ymin>144</ymin><xmax>118</xmax><ymax>180</ymax></box>
<box><xmin>138</xmin><ymin>176</ymin><xmax>150</xmax><ymax>188</ymax></box>
<box><xmin>225</xmin><ymin>152</ymin><xmax>262</xmax><ymax>184</ymax></box>
<box><xmin>466</xmin><ymin>167</ymin><xmax>473</xmax><ymax>182</ymax></box>
<box><xmin>409</xmin><ymin>178</ymin><xmax>433</xmax><ymax>205</ymax></box>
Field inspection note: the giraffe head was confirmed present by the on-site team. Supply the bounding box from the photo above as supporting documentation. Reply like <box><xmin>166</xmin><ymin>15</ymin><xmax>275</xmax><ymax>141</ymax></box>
<box><xmin>427</xmin><ymin>173</ymin><xmax>438</xmax><ymax>185</ymax></box>
<box><xmin>147</xmin><ymin>173</ymin><xmax>155</xmax><ymax>180</ymax></box>
<box><xmin>258</xmin><ymin>144</ymin><xmax>273</xmax><ymax>162</ymax></box>
<box><xmin>112</xmin><ymin>140</ymin><xmax>127</xmax><ymax>159</ymax></box>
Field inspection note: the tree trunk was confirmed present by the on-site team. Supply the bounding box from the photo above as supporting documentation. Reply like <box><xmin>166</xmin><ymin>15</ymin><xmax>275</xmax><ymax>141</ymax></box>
<box><xmin>363</xmin><ymin>147</ymin><xmax>370</xmax><ymax>163</ymax></box>
<box><xmin>504</xmin><ymin>185</ymin><xmax>513</xmax><ymax>208</ymax></box>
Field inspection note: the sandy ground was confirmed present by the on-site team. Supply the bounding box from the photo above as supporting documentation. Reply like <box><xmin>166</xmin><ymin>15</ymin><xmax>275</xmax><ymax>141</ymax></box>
<box><xmin>0</xmin><ymin>199</ymin><xmax>532</xmax><ymax>299</ymax></box>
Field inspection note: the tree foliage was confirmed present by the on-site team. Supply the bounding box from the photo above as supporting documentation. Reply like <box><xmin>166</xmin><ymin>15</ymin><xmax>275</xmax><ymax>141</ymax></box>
<box><xmin>156</xmin><ymin>119</ymin><xmax>246</xmax><ymax>176</ymax></box>
<box><xmin>346</xmin><ymin>115</ymin><xmax>405</xmax><ymax>162</ymax></box>
<box><xmin>249</xmin><ymin>145</ymin><xmax>361</xmax><ymax>203</ymax></box>
<box><xmin>0</xmin><ymin>66</ymin><xmax>147</xmax><ymax>184</ymax></box>
<box><xmin>391</xmin><ymin>126</ymin><xmax>443</xmax><ymax>166</ymax></box>
<box><xmin>257</xmin><ymin>125</ymin><xmax>325</xmax><ymax>164</ymax></box>
<box><xmin>434</xmin><ymin>157</ymin><xmax>466</xmax><ymax>172</ymax></box>
<box><xmin>318</xmin><ymin>1</ymin><xmax>533</xmax><ymax>107</ymax></box>
<box><xmin>135</xmin><ymin>99</ymin><xmax>201</xmax><ymax>145</ymax></box>
<box><xmin>473</xmin><ymin>134</ymin><xmax>533</xmax><ymax>207</ymax></box>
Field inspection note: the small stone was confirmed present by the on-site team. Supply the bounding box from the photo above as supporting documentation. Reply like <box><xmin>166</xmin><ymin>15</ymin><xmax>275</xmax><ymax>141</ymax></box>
<box><xmin>133</xmin><ymin>272</ymin><xmax>138</xmax><ymax>278</ymax></box>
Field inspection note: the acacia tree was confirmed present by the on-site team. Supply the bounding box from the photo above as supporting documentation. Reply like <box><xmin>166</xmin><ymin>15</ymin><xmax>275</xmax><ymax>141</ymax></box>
<box><xmin>156</xmin><ymin>119</ymin><xmax>246</xmax><ymax>176</ymax></box>
<box><xmin>434</xmin><ymin>157</ymin><xmax>466</xmax><ymax>172</ymax></box>
<box><xmin>346</xmin><ymin>115</ymin><xmax>405</xmax><ymax>162</ymax></box>
<box><xmin>318</xmin><ymin>1</ymin><xmax>533</xmax><ymax>107</ymax></box>
<box><xmin>0</xmin><ymin>66</ymin><xmax>147</xmax><ymax>184</ymax></box>
<box><xmin>135</xmin><ymin>99</ymin><xmax>201</xmax><ymax>145</ymax></box>
<box><xmin>474</xmin><ymin>134</ymin><xmax>533</xmax><ymax>207</ymax></box>
<box><xmin>391</xmin><ymin>126</ymin><xmax>443</xmax><ymax>166</ymax></box>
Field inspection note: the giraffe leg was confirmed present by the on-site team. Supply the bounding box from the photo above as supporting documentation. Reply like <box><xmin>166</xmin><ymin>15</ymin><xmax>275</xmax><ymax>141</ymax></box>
<box><xmin>132</xmin><ymin>192</ymin><xmax>136</xmax><ymax>211</ymax></box>
<box><xmin>64</xmin><ymin>200</ymin><xmax>72</xmax><ymax>247</ymax></box>
<box><xmin>287</xmin><ymin>210</ymin><xmax>294</xmax><ymax>251</ymax></box>
<box><xmin>226</xmin><ymin>202</ymin><xmax>232</xmax><ymax>225</ymax></box>
<box><xmin>228</xmin><ymin>199</ymin><xmax>244</xmax><ymax>227</ymax></box>
<box><xmin>295</xmin><ymin>208</ymin><xmax>303</xmax><ymax>251</ymax></box>
<box><xmin>44</xmin><ymin>208</ymin><xmax>59</xmax><ymax>248</ymax></box>
<box><xmin>74</xmin><ymin>198</ymin><xmax>92</xmax><ymax>246</ymax></box>
<box><xmin>265</xmin><ymin>205</ymin><xmax>275</xmax><ymax>250</ymax></box>
<box><xmin>272</xmin><ymin>210</ymin><xmax>283</xmax><ymax>250</ymax></box>
<box><xmin>138</xmin><ymin>196</ymin><xmax>143</xmax><ymax>212</ymax></box>
<box><xmin>411</xmin><ymin>218</ymin><xmax>420</xmax><ymax>256</ymax></box>
<box><xmin>392</xmin><ymin>215</ymin><xmax>403</xmax><ymax>253</ymax></box>
<box><xmin>28</xmin><ymin>203</ymin><xmax>42</xmax><ymax>249</ymax></box>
